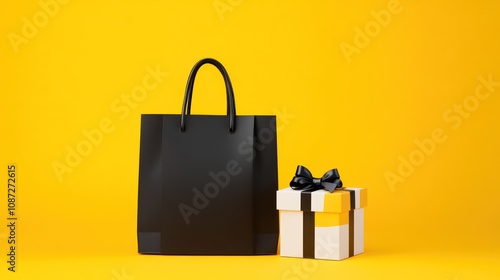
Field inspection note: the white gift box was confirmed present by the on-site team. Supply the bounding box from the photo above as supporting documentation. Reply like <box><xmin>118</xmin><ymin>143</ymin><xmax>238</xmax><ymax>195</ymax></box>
<box><xmin>277</xmin><ymin>187</ymin><xmax>367</xmax><ymax>260</ymax></box>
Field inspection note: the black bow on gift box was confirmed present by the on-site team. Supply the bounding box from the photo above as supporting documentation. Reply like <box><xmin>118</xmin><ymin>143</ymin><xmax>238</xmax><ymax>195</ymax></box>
<box><xmin>290</xmin><ymin>165</ymin><xmax>343</xmax><ymax>193</ymax></box>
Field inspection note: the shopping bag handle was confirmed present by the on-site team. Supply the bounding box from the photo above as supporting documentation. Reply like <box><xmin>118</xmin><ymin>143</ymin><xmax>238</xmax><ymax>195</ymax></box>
<box><xmin>180</xmin><ymin>58</ymin><xmax>236</xmax><ymax>133</ymax></box>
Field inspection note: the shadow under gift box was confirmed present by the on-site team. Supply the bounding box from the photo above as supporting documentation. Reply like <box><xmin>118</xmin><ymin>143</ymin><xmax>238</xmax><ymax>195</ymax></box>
<box><xmin>277</xmin><ymin>187</ymin><xmax>367</xmax><ymax>260</ymax></box>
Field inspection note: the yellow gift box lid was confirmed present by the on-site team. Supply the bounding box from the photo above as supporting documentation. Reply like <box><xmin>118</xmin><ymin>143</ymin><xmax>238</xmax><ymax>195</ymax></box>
<box><xmin>276</xmin><ymin>187</ymin><xmax>367</xmax><ymax>213</ymax></box>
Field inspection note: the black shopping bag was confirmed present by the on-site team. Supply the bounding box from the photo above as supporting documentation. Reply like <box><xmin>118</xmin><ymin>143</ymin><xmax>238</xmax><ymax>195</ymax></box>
<box><xmin>137</xmin><ymin>58</ymin><xmax>279</xmax><ymax>255</ymax></box>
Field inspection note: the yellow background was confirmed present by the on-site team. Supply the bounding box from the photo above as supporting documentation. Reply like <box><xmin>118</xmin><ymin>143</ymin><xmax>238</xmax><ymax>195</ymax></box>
<box><xmin>1</xmin><ymin>0</ymin><xmax>500</xmax><ymax>279</ymax></box>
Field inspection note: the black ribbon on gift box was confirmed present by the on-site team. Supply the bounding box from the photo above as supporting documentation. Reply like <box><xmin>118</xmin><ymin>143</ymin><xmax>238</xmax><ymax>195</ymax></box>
<box><xmin>299</xmin><ymin>189</ymin><xmax>357</xmax><ymax>259</ymax></box>
<box><xmin>289</xmin><ymin>165</ymin><xmax>356</xmax><ymax>259</ymax></box>
<box><xmin>290</xmin><ymin>165</ymin><xmax>343</xmax><ymax>193</ymax></box>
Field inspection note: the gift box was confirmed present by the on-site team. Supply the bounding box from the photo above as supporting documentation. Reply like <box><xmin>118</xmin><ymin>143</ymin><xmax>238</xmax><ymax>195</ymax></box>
<box><xmin>277</xmin><ymin>187</ymin><xmax>367</xmax><ymax>260</ymax></box>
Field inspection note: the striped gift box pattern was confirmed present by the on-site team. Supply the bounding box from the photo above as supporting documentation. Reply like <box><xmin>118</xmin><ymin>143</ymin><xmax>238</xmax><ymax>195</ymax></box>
<box><xmin>277</xmin><ymin>187</ymin><xmax>367</xmax><ymax>260</ymax></box>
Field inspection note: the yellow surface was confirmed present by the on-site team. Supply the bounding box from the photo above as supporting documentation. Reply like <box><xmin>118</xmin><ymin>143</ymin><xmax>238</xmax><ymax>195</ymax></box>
<box><xmin>323</xmin><ymin>189</ymin><xmax>354</xmax><ymax>213</ymax></box>
<box><xmin>315</xmin><ymin>211</ymin><xmax>349</xmax><ymax>227</ymax></box>
<box><xmin>1</xmin><ymin>0</ymin><xmax>500</xmax><ymax>279</ymax></box>
<box><xmin>359</xmin><ymin>188</ymin><xmax>368</xmax><ymax>209</ymax></box>
<box><xmin>323</xmin><ymin>188</ymin><xmax>367</xmax><ymax>212</ymax></box>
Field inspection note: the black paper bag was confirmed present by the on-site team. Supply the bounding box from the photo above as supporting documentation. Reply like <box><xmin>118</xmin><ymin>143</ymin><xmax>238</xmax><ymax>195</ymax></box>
<box><xmin>137</xmin><ymin>58</ymin><xmax>279</xmax><ymax>255</ymax></box>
